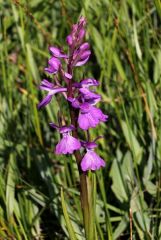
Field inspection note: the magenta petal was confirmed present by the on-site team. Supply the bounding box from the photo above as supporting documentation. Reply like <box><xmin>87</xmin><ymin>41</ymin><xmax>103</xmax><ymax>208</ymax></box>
<box><xmin>40</xmin><ymin>79</ymin><xmax>54</xmax><ymax>89</ymax></box>
<box><xmin>44</xmin><ymin>66</ymin><xmax>56</xmax><ymax>74</ymax></box>
<box><xmin>74</xmin><ymin>56</ymin><xmax>90</xmax><ymax>66</ymax></box>
<box><xmin>79</xmin><ymin>42</ymin><xmax>90</xmax><ymax>51</ymax></box>
<box><xmin>49</xmin><ymin>46</ymin><xmax>68</xmax><ymax>58</ymax></box>
<box><xmin>81</xmin><ymin>78</ymin><xmax>99</xmax><ymax>87</ymax></box>
<box><xmin>68</xmin><ymin>97</ymin><xmax>80</xmax><ymax>108</ymax></box>
<box><xmin>64</xmin><ymin>72</ymin><xmax>72</xmax><ymax>79</ymax></box>
<box><xmin>81</xmin><ymin>151</ymin><xmax>105</xmax><ymax>171</ymax></box>
<box><xmin>66</xmin><ymin>35</ymin><xmax>73</xmax><ymax>46</ymax></box>
<box><xmin>38</xmin><ymin>95</ymin><xmax>52</xmax><ymax>109</ymax></box>
<box><xmin>79</xmin><ymin>88</ymin><xmax>101</xmax><ymax>100</ymax></box>
<box><xmin>78</xmin><ymin>112</ymin><xmax>98</xmax><ymax>130</ymax></box>
<box><xmin>90</xmin><ymin>106</ymin><xmax>108</xmax><ymax>122</ymax></box>
<box><xmin>78</xmin><ymin>103</ymin><xmax>108</xmax><ymax>130</ymax></box>
<box><xmin>74</xmin><ymin>51</ymin><xmax>91</xmax><ymax>66</ymax></box>
<box><xmin>55</xmin><ymin>135</ymin><xmax>81</xmax><ymax>154</ymax></box>
<box><xmin>78</xmin><ymin>29</ymin><xmax>86</xmax><ymax>42</ymax></box>
<box><xmin>79</xmin><ymin>16</ymin><xmax>87</xmax><ymax>26</ymax></box>
<box><xmin>45</xmin><ymin>57</ymin><xmax>60</xmax><ymax>74</ymax></box>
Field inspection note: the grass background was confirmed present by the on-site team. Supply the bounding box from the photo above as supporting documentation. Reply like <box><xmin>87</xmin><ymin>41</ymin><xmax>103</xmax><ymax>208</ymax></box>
<box><xmin>0</xmin><ymin>0</ymin><xmax>161</xmax><ymax>239</ymax></box>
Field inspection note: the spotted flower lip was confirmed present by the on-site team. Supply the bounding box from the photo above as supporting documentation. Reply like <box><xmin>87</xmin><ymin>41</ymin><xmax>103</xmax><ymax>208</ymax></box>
<box><xmin>38</xmin><ymin>80</ymin><xmax>67</xmax><ymax>109</ymax></box>
<box><xmin>50</xmin><ymin>123</ymin><xmax>81</xmax><ymax>154</ymax></box>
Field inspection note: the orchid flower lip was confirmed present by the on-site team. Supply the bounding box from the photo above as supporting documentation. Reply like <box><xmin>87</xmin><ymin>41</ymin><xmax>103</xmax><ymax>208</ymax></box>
<box><xmin>81</xmin><ymin>149</ymin><xmax>105</xmax><ymax>171</ymax></box>
<box><xmin>55</xmin><ymin>134</ymin><xmax>81</xmax><ymax>155</ymax></box>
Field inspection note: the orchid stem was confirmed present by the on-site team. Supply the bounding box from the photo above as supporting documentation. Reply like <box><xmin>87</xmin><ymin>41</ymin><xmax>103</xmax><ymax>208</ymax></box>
<box><xmin>67</xmin><ymin>71</ymin><xmax>92</xmax><ymax>239</ymax></box>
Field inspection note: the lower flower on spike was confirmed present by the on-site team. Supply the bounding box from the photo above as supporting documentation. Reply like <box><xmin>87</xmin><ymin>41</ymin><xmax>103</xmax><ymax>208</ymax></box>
<box><xmin>50</xmin><ymin>124</ymin><xmax>81</xmax><ymax>154</ymax></box>
<box><xmin>81</xmin><ymin>142</ymin><xmax>105</xmax><ymax>171</ymax></box>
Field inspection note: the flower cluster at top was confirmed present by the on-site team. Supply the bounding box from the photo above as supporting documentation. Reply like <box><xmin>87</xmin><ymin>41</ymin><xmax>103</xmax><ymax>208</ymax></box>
<box><xmin>38</xmin><ymin>17</ymin><xmax>108</xmax><ymax>172</ymax></box>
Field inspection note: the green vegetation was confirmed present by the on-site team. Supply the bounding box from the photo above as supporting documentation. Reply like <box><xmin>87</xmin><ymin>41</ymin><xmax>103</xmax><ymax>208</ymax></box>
<box><xmin>0</xmin><ymin>0</ymin><xmax>161</xmax><ymax>239</ymax></box>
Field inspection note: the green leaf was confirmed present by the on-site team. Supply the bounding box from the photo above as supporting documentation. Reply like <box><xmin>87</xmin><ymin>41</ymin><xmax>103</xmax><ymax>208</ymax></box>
<box><xmin>6</xmin><ymin>153</ymin><xmax>16</xmax><ymax>220</ymax></box>
<box><xmin>110</xmin><ymin>149</ymin><xmax>128</xmax><ymax>202</ymax></box>
<box><xmin>61</xmin><ymin>188</ymin><xmax>77</xmax><ymax>240</ymax></box>
<box><xmin>154</xmin><ymin>0</ymin><xmax>161</xmax><ymax>19</ymax></box>
<box><xmin>113</xmin><ymin>216</ymin><xmax>128</xmax><ymax>240</ymax></box>
<box><xmin>26</xmin><ymin>43</ymin><xmax>40</xmax><ymax>83</ymax></box>
<box><xmin>121</xmin><ymin>120</ymin><xmax>143</xmax><ymax>164</ymax></box>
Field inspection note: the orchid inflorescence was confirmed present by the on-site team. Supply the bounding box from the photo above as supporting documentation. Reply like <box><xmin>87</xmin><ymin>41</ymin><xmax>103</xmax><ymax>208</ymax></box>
<box><xmin>38</xmin><ymin>17</ymin><xmax>108</xmax><ymax>172</ymax></box>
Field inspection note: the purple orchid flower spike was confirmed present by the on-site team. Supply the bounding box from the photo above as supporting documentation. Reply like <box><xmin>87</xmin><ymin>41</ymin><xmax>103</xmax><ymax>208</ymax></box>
<box><xmin>38</xmin><ymin>16</ymin><xmax>109</xmax><ymax>177</ymax></box>
<box><xmin>78</xmin><ymin>102</ymin><xmax>108</xmax><ymax>130</ymax></box>
<box><xmin>38</xmin><ymin>80</ymin><xmax>67</xmax><ymax>109</ymax></box>
<box><xmin>49</xmin><ymin>124</ymin><xmax>81</xmax><ymax>154</ymax></box>
<box><xmin>81</xmin><ymin>141</ymin><xmax>105</xmax><ymax>171</ymax></box>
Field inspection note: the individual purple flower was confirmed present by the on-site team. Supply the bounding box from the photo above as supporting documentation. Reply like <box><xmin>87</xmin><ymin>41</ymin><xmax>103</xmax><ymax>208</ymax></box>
<box><xmin>78</xmin><ymin>102</ymin><xmax>108</xmax><ymax>130</ymax></box>
<box><xmin>49</xmin><ymin>46</ymin><xmax>68</xmax><ymax>58</ymax></box>
<box><xmin>81</xmin><ymin>141</ymin><xmax>105</xmax><ymax>171</ymax></box>
<box><xmin>38</xmin><ymin>79</ymin><xmax>67</xmax><ymax>109</ymax></box>
<box><xmin>72</xmin><ymin>43</ymin><xmax>91</xmax><ymax>67</ymax></box>
<box><xmin>44</xmin><ymin>57</ymin><xmax>61</xmax><ymax>74</ymax></box>
<box><xmin>50</xmin><ymin>124</ymin><xmax>81</xmax><ymax>154</ymax></box>
<box><xmin>73</xmin><ymin>78</ymin><xmax>101</xmax><ymax>101</ymax></box>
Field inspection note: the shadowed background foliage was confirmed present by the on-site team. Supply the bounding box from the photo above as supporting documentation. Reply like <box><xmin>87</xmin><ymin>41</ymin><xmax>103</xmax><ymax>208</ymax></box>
<box><xmin>0</xmin><ymin>0</ymin><xmax>161</xmax><ymax>239</ymax></box>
